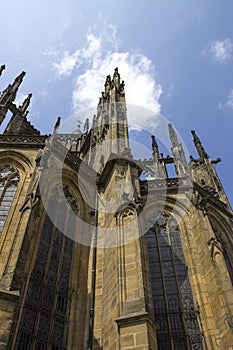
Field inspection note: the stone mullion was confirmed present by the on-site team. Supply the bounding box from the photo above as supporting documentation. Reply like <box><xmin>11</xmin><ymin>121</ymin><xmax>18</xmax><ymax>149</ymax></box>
<box><xmin>155</xmin><ymin>225</ymin><xmax>174</xmax><ymax>350</ymax></box>
<box><xmin>167</xmin><ymin>223</ymin><xmax>191</xmax><ymax>350</ymax></box>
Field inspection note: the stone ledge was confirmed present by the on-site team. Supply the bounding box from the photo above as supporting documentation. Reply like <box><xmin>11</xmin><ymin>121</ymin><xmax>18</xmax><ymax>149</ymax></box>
<box><xmin>0</xmin><ymin>289</ymin><xmax>20</xmax><ymax>301</ymax></box>
<box><xmin>116</xmin><ymin>310</ymin><xmax>158</xmax><ymax>330</ymax></box>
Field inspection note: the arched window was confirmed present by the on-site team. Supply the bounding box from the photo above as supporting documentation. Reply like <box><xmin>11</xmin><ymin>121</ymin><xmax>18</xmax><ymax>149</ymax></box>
<box><xmin>146</xmin><ymin>215</ymin><xmax>203</xmax><ymax>350</ymax></box>
<box><xmin>0</xmin><ymin>165</ymin><xmax>19</xmax><ymax>234</ymax></box>
<box><xmin>16</xmin><ymin>185</ymin><xmax>78</xmax><ymax>350</ymax></box>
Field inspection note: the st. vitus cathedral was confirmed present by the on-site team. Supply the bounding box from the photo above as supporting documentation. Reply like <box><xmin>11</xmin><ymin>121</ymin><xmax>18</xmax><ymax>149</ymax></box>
<box><xmin>0</xmin><ymin>65</ymin><xmax>232</xmax><ymax>349</ymax></box>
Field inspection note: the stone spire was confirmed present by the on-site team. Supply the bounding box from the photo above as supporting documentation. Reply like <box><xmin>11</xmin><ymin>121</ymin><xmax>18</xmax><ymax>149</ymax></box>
<box><xmin>151</xmin><ymin>135</ymin><xmax>166</xmax><ymax>178</ymax></box>
<box><xmin>88</xmin><ymin>68</ymin><xmax>130</xmax><ymax>168</ymax></box>
<box><xmin>168</xmin><ymin>123</ymin><xmax>179</xmax><ymax>148</ymax></box>
<box><xmin>168</xmin><ymin>123</ymin><xmax>188</xmax><ymax>177</ymax></box>
<box><xmin>151</xmin><ymin>135</ymin><xmax>160</xmax><ymax>159</ymax></box>
<box><xmin>11</xmin><ymin>71</ymin><xmax>26</xmax><ymax>94</ymax></box>
<box><xmin>83</xmin><ymin>118</ymin><xmax>89</xmax><ymax>133</ymax></box>
<box><xmin>98</xmin><ymin>67</ymin><xmax>125</xmax><ymax>105</ymax></box>
<box><xmin>191</xmin><ymin>130</ymin><xmax>209</xmax><ymax>159</ymax></box>
<box><xmin>0</xmin><ymin>71</ymin><xmax>26</xmax><ymax>125</ymax></box>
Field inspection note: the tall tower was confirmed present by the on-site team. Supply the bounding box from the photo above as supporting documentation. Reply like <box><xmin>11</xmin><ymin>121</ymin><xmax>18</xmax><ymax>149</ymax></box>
<box><xmin>0</xmin><ymin>67</ymin><xmax>232</xmax><ymax>350</ymax></box>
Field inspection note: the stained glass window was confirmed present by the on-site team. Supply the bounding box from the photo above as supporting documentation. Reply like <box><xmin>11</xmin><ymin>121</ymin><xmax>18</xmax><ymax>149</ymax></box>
<box><xmin>0</xmin><ymin>165</ymin><xmax>19</xmax><ymax>234</ymax></box>
<box><xmin>147</xmin><ymin>215</ymin><xmax>203</xmax><ymax>350</ymax></box>
<box><xmin>16</xmin><ymin>186</ymin><xmax>77</xmax><ymax>350</ymax></box>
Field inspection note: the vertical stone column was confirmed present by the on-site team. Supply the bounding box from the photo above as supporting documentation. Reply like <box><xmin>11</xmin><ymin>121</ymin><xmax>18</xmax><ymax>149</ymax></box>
<box><xmin>116</xmin><ymin>209</ymin><xmax>158</xmax><ymax>350</ymax></box>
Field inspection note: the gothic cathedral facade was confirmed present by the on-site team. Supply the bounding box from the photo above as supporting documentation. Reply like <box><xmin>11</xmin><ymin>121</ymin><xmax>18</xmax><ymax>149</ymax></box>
<box><xmin>0</xmin><ymin>65</ymin><xmax>232</xmax><ymax>349</ymax></box>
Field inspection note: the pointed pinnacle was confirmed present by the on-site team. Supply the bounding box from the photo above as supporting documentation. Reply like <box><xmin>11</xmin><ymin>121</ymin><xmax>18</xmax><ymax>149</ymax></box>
<box><xmin>19</xmin><ymin>93</ymin><xmax>32</xmax><ymax>114</ymax></box>
<box><xmin>15</xmin><ymin>71</ymin><xmax>26</xmax><ymax>82</ymax></box>
<box><xmin>113</xmin><ymin>67</ymin><xmax>120</xmax><ymax>87</ymax></box>
<box><xmin>151</xmin><ymin>135</ymin><xmax>160</xmax><ymax>158</ymax></box>
<box><xmin>11</xmin><ymin>71</ymin><xmax>26</xmax><ymax>94</ymax></box>
<box><xmin>83</xmin><ymin>118</ymin><xmax>89</xmax><ymax>133</ymax></box>
<box><xmin>53</xmin><ymin>116</ymin><xmax>61</xmax><ymax>134</ymax></box>
<box><xmin>168</xmin><ymin>123</ymin><xmax>179</xmax><ymax>148</ymax></box>
<box><xmin>191</xmin><ymin>130</ymin><xmax>209</xmax><ymax>159</ymax></box>
<box><xmin>0</xmin><ymin>65</ymin><xmax>6</xmax><ymax>76</ymax></box>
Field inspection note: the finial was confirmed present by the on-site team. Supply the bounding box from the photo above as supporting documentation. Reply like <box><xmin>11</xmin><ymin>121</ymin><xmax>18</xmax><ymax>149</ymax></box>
<box><xmin>0</xmin><ymin>65</ymin><xmax>6</xmax><ymax>76</ymax></box>
<box><xmin>53</xmin><ymin>116</ymin><xmax>61</xmax><ymax>134</ymax></box>
<box><xmin>105</xmin><ymin>75</ymin><xmax>111</xmax><ymax>95</ymax></box>
<box><xmin>191</xmin><ymin>130</ymin><xmax>209</xmax><ymax>159</ymax></box>
<box><xmin>113</xmin><ymin>67</ymin><xmax>120</xmax><ymax>88</ymax></box>
<box><xmin>19</xmin><ymin>93</ymin><xmax>32</xmax><ymax>114</ymax></box>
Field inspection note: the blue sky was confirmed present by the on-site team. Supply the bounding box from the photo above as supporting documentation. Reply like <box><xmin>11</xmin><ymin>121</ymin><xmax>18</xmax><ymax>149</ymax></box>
<box><xmin>1</xmin><ymin>0</ymin><xmax>233</xmax><ymax>205</ymax></box>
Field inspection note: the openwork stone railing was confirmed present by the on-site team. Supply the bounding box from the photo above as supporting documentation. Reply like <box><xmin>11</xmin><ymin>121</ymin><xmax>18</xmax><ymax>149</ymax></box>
<box><xmin>140</xmin><ymin>177</ymin><xmax>190</xmax><ymax>192</ymax></box>
<box><xmin>0</xmin><ymin>135</ymin><xmax>47</xmax><ymax>146</ymax></box>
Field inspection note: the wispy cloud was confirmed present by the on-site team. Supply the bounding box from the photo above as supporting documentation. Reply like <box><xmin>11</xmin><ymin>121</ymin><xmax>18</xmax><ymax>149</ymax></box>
<box><xmin>218</xmin><ymin>89</ymin><xmax>233</xmax><ymax>111</ymax></box>
<box><xmin>203</xmin><ymin>38</ymin><xmax>233</xmax><ymax>63</ymax></box>
<box><xmin>52</xmin><ymin>28</ymin><xmax>162</xmax><ymax>130</ymax></box>
<box><xmin>226</xmin><ymin>89</ymin><xmax>233</xmax><ymax>109</ymax></box>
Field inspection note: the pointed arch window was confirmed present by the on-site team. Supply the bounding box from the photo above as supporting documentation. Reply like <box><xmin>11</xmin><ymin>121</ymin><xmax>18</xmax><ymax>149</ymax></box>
<box><xmin>16</xmin><ymin>185</ymin><xmax>77</xmax><ymax>349</ymax></box>
<box><xmin>147</xmin><ymin>215</ymin><xmax>203</xmax><ymax>350</ymax></box>
<box><xmin>0</xmin><ymin>165</ymin><xmax>19</xmax><ymax>234</ymax></box>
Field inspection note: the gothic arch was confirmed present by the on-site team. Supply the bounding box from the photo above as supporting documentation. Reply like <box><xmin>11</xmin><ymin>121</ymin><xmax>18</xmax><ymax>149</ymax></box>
<box><xmin>0</xmin><ymin>150</ymin><xmax>32</xmax><ymax>171</ymax></box>
<box><xmin>0</xmin><ymin>151</ymin><xmax>33</xmax><ymax>244</ymax></box>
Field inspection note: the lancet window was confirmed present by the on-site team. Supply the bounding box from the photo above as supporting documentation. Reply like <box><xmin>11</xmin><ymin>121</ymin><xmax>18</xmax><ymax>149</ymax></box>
<box><xmin>0</xmin><ymin>165</ymin><xmax>19</xmax><ymax>234</ymax></box>
<box><xmin>146</xmin><ymin>215</ymin><xmax>203</xmax><ymax>349</ymax></box>
<box><xmin>16</xmin><ymin>185</ymin><xmax>78</xmax><ymax>350</ymax></box>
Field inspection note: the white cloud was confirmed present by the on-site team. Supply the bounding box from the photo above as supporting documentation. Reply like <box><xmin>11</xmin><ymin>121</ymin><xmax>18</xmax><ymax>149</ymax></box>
<box><xmin>209</xmin><ymin>39</ymin><xmax>233</xmax><ymax>63</ymax></box>
<box><xmin>52</xmin><ymin>28</ymin><xmax>162</xmax><ymax>131</ymax></box>
<box><xmin>37</xmin><ymin>89</ymin><xmax>49</xmax><ymax>101</ymax></box>
<box><xmin>52</xmin><ymin>33</ymin><xmax>102</xmax><ymax>76</ymax></box>
<box><xmin>218</xmin><ymin>89</ymin><xmax>233</xmax><ymax>111</ymax></box>
<box><xmin>226</xmin><ymin>89</ymin><xmax>233</xmax><ymax>109</ymax></box>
